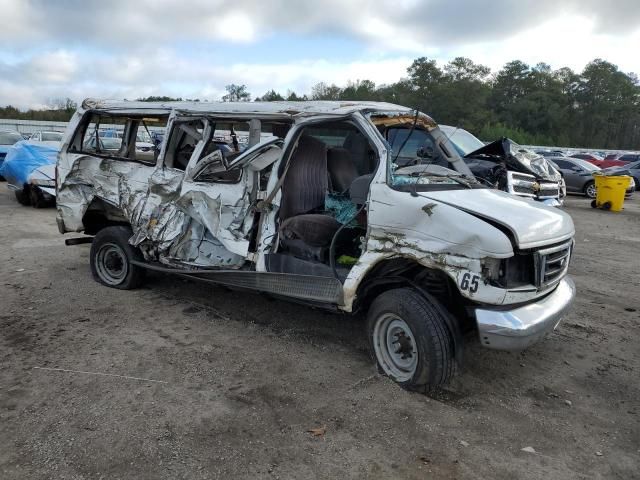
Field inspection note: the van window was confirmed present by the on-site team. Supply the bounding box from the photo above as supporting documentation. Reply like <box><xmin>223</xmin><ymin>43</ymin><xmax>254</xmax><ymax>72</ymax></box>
<box><xmin>70</xmin><ymin>113</ymin><xmax>167</xmax><ymax>164</ymax></box>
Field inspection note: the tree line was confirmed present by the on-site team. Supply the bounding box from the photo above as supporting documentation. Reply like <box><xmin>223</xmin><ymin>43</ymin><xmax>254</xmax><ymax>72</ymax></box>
<box><xmin>252</xmin><ymin>58</ymin><xmax>640</xmax><ymax>150</ymax></box>
<box><xmin>1</xmin><ymin>57</ymin><xmax>638</xmax><ymax>149</ymax></box>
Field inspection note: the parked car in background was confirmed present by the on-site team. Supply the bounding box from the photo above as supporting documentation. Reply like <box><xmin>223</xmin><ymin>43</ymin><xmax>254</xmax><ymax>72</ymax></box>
<box><xmin>83</xmin><ymin>135</ymin><xmax>123</xmax><ymax>152</ymax></box>
<box><xmin>0</xmin><ymin>141</ymin><xmax>58</xmax><ymax>207</ymax></box>
<box><xmin>99</xmin><ymin>129</ymin><xmax>156</xmax><ymax>162</ymax></box>
<box><xmin>594</xmin><ymin>152</ymin><xmax>637</xmax><ymax>168</ymax></box>
<box><xmin>440</xmin><ymin>125</ymin><xmax>564</xmax><ymax>205</ymax></box>
<box><xmin>536</xmin><ymin>149</ymin><xmax>565</xmax><ymax>157</ymax></box>
<box><xmin>615</xmin><ymin>153</ymin><xmax>640</xmax><ymax>164</ymax></box>
<box><xmin>569</xmin><ymin>152</ymin><xmax>634</xmax><ymax>169</ymax></box>
<box><xmin>570</xmin><ymin>153</ymin><xmax>604</xmax><ymax>163</ymax></box>
<box><xmin>56</xmin><ymin>99</ymin><xmax>576</xmax><ymax>391</ymax></box>
<box><xmin>29</xmin><ymin>130</ymin><xmax>64</xmax><ymax>143</ymax></box>
<box><xmin>548</xmin><ymin>157</ymin><xmax>602</xmax><ymax>198</ymax></box>
<box><xmin>550</xmin><ymin>157</ymin><xmax>635</xmax><ymax>198</ymax></box>
<box><xmin>0</xmin><ymin>129</ymin><xmax>24</xmax><ymax>175</ymax></box>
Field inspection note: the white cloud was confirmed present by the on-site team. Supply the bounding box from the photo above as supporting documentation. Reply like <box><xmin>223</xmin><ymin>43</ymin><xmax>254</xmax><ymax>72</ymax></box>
<box><xmin>2</xmin><ymin>0</ymin><xmax>639</xmax><ymax>48</ymax></box>
<box><xmin>443</xmin><ymin>14</ymin><xmax>640</xmax><ymax>74</ymax></box>
<box><xmin>0</xmin><ymin>1</ymin><xmax>638</xmax><ymax>109</ymax></box>
<box><xmin>0</xmin><ymin>50</ymin><xmax>414</xmax><ymax>108</ymax></box>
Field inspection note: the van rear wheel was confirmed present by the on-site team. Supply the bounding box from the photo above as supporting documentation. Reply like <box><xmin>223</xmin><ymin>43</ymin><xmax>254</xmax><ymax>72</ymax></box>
<box><xmin>90</xmin><ymin>226</ymin><xmax>146</xmax><ymax>289</ymax></box>
<box><xmin>367</xmin><ymin>288</ymin><xmax>456</xmax><ymax>392</ymax></box>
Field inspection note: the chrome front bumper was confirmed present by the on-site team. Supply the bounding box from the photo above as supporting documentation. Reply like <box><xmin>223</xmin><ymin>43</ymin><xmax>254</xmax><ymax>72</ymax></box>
<box><xmin>475</xmin><ymin>276</ymin><xmax>576</xmax><ymax>350</ymax></box>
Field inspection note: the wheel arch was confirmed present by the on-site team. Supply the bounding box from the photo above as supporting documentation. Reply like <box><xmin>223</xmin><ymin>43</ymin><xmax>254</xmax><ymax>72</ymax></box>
<box><xmin>82</xmin><ymin>197</ymin><xmax>131</xmax><ymax>235</ymax></box>
<box><xmin>353</xmin><ymin>258</ymin><xmax>454</xmax><ymax>311</ymax></box>
<box><xmin>351</xmin><ymin>257</ymin><xmax>466</xmax><ymax>361</ymax></box>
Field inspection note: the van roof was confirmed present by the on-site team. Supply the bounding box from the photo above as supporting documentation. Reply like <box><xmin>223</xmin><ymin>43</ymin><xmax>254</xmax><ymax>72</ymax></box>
<box><xmin>81</xmin><ymin>98</ymin><xmax>413</xmax><ymax>117</ymax></box>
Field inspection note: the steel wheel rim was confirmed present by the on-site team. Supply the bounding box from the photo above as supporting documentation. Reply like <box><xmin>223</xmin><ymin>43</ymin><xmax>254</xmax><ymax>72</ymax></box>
<box><xmin>373</xmin><ymin>313</ymin><xmax>418</xmax><ymax>382</ymax></box>
<box><xmin>95</xmin><ymin>243</ymin><xmax>128</xmax><ymax>285</ymax></box>
<box><xmin>586</xmin><ymin>183</ymin><xmax>596</xmax><ymax>198</ymax></box>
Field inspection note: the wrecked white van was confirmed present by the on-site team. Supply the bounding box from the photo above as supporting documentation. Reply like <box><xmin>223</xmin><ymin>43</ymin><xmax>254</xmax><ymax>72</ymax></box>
<box><xmin>57</xmin><ymin>99</ymin><xmax>576</xmax><ymax>391</ymax></box>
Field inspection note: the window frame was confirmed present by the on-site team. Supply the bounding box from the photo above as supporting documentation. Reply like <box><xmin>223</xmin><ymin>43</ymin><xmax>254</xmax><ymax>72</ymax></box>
<box><xmin>69</xmin><ymin>111</ymin><xmax>166</xmax><ymax>165</ymax></box>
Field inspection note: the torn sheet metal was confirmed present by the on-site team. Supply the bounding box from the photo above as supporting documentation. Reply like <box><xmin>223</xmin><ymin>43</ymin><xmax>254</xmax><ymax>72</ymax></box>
<box><xmin>57</xmin><ymin>130</ymin><xmax>268</xmax><ymax>268</ymax></box>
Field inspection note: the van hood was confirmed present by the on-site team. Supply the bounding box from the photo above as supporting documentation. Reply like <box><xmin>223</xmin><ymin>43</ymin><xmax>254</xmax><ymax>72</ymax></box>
<box><xmin>421</xmin><ymin>188</ymin><xmax>574</xmax><ymax>250</ymax></box>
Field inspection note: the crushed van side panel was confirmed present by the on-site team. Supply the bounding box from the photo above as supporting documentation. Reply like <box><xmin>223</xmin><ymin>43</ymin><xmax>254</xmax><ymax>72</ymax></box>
<box><xmin>57</xmin><ymin>154</ymin><xmax>249</xmax><ymax>268</ymax></box>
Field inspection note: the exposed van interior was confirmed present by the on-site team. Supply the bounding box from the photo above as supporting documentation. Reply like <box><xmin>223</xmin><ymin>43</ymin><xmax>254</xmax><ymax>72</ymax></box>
<box><xmin>268</xmin><ymin>121</ymin><xmax>379</xmax><ymax>279</ymax></box>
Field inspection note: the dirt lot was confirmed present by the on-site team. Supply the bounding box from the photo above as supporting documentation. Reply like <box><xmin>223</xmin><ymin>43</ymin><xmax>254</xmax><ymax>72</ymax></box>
<box><xmin>0</xmin><ymin>187</ymin><xmax>638</xmax><ymax>480</ymax></box>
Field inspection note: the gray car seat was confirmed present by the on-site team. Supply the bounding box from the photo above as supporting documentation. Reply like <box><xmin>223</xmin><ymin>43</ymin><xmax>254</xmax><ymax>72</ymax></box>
<box><xmin>344</xmin><ymin>131</ymin><xmax>375</xmax><ymax>174</ymax></box>
<box><xmin>279</xmin><ymin>134</ymin><xmax>328</xmax><ymax>221</ymax></box>
<box><xmin>327</xmin><ymin>147</ymin><xmax>359</xmax><ymax>193</ymax></box>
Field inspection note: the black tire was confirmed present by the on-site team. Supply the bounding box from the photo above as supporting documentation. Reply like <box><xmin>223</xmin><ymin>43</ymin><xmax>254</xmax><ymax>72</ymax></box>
<box><xmin>367</xmin><ymin>288</ymin><xmax>456</xmax><ymax>393</ymax></box>
<box><xmin>90</xmin><ymin>226</ymin><xmax>146</xmax><ymax>289</ymax></box>
<box><xmin>590</xmin><ymin>200</ymin><xmax>597</xmax><ymax>209</ymax></box>
<box><xmin>634</xmin><ymin>177</ymin><xmax>639</xmax><ymax>190</ymax></box>
<box><xmin>14</xmin><ymin>187</ymin><xmax>31</xmax><ymax>206</ymax></box>
<box><xmin>583</xmin><ymin>180</ymin><xmax>596</xmax><ymax>199</ymax></box>
<box><xmin>29</xmin><ymin>187</ymin><xmax>47</xmax><ymax>208</ymax></box>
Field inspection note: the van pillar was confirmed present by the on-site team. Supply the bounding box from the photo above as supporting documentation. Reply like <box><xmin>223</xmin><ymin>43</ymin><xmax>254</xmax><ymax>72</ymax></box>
<box><xmin>248</xmin><ymin>119</ymin><xmax>261</xmax><ymax>147</ymax></box>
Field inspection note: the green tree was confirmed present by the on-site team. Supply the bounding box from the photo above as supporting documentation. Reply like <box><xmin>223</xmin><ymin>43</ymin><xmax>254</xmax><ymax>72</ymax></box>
<box><xmin>222</xmin><ymin>84</ymin><xmax>251</xmax><ymax>102</ymax></box>
<box><xmin>256</xmin><ymin>89</ymin><xmax>285</xmax><ymax>101</ymax></box>
<box><xmin>339</xmin><ymin>80</ymin><xmax>378</xmax><ymax>100</ymax></box>
<box><xmin>437</xmin><ymin>57</ymin><xmax>493</xmax><ymax>131</ymax></box>
<box><xmin>310</xmin><ymin>82</ymin><xmax>342</xmax><ymax>100</ymax></box>
<box><xmin>285</xmin><ymin>90</ymin><xmax>307</xmax><ymax>101</ymax></box>
<box><xmin>136</xmin><ymin>96</ymin><xmax>183</xmax><ymax>102</ymax></box>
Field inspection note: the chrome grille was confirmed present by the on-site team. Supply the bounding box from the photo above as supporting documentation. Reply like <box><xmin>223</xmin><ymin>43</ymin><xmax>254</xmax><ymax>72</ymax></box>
<box><xmin>513</xmin><ymin>184</ymin><xmax>535</xmax><ymax>194</ymax></box>
<box><xmin>506</xmin><ymin>171</ymin><xmax>561</xmax><ymax>200</ymax></box>
<box><xmin>511</xmin><ymin>172</ymin><xmax>535</xmax><ymax>182</ymax></box>
<box><xmin>534</xmin><ymin>240</ymin><xmax>573</xmax><ymax>288</ymax></box>
<box><xmin>506</xmin><ymin>171</ymin><xmax>536</xmax><ymax>197</ymax></box>
<box><xmin>538</xmin><ymin>182</ymin><xmax>560</xmax><ymax>199</ymax></box>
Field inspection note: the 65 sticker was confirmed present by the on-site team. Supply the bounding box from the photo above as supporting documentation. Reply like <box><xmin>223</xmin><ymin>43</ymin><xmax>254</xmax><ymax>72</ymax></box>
<box><xmin>460</xmin><ymin>272</ymin><xmax>480</xmax><ymax>293</ymax></box>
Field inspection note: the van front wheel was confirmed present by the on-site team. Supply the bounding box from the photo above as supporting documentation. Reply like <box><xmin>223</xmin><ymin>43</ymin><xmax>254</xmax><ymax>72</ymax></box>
<box><xmin>367</xmin><ymin>288</ymin><xmax>456</xmax><ymax>392</ymax></box>
<box><xmin>90</xmin><ymin>226</ymin><xmax>146</xmax><ymax>289</ymax></box>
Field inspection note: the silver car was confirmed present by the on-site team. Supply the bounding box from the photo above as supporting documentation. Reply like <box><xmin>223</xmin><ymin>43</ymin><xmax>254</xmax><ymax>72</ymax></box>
<box><xmin>550</xmin><ymin>157</ymin><xmax>635</xmax><ymax>198</ymax></box>
<box><xmin>548</xmin><ymin>157</ymin><xmax>601</xmax><ymax>198</ymax></box>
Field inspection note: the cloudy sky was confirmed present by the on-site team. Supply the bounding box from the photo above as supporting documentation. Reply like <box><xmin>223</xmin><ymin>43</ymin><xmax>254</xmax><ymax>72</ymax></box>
<box><xmin>1</xmin><ymin>0</ymin><xmax>639</xmax><ymax>109</ymax></box>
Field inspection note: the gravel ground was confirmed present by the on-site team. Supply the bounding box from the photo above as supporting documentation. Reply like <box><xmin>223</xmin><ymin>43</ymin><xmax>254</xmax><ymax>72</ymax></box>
<box><xmin>1</xmin><ymin>187</ymin><xmax>639</xmax><ymax>479</ymax></box>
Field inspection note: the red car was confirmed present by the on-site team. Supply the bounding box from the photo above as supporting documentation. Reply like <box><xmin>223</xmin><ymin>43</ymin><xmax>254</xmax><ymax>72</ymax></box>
<box><xmin>571</xmin><ymin>153</ymin><xmax>632</xmax><ymax>168</ymax></box>
<box><xmin>570</xmin><ymin>153</ymin><xmax>606</xmax><ymax>167</ymax></box>
<box><xmin>600</xmin><ymin>152</ymin><xmax>640</xmax><ymax>168</ymax></box>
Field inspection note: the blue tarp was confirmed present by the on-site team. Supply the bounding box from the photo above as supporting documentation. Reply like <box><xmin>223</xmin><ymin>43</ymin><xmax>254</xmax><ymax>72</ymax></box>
<box><xmin>0</xmin><ymin>141</ymin><xmax>58</xmax><ymax>186</ymax></box>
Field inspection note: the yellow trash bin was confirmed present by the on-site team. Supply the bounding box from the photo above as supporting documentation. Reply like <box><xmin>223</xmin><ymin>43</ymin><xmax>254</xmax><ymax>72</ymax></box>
<box><xmin>591</xmin><ymin>174</ymin><xmax>632</xmax><ymax>212</ymax></box>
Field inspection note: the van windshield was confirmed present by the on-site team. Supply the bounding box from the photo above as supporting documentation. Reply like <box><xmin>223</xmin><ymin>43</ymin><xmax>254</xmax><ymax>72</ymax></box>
<box><xmin>384</xmin><ymin>126</ymin><xmax>484</xmax><ymax>192</ymax></box>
